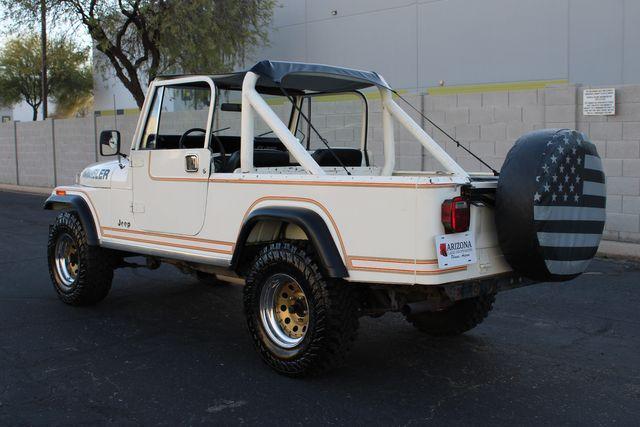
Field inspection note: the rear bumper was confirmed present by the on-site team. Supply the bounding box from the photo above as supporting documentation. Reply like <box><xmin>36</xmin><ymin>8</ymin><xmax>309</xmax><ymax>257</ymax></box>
<box><xmin>440</xmin><ymin>272</ymin><xmax>537</xmax><ymax>302</ymax></box>
<box><xmin>411</xmin><ymin>247</ymin><xmax>513</xmax><ymax>286</ymax></box>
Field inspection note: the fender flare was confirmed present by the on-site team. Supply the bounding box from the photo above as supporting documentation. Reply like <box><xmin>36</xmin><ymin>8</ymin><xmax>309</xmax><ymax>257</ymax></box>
<box><xmin>231</xmin><ymin>206</ymin><xmax>348</xmax><ymax>278</ymax></box>
<box><xmin>43</xmin><ymin>194</ymin><xmax>100</xmax><ymax>246</ymax></box>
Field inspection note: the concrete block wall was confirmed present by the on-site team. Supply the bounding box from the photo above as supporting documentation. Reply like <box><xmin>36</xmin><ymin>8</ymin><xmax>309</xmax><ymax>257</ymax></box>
<box><xmin>423</xmin><ymin>84</ymin><xmax>640</xmax><ymax>244</ymax></box>
<box><xmin>0</xmin><ymin>114</ymin><xmax>139</xmax><ymax>188</ymax></box>
<box><xmin>308</xmin><ymin>93</ymin><xmax>424</xmax><ymax>169</ymax></box>
<box><xmin>0</xmin><ymin>123</ymin><xmax>17</xmax><ymax>185</ymax></box>
<box><xmin>309</xmin><ymin>97</ymin><xmax>363</xmax><ymax>156</ymax></box>
<box><xmin>54</xmin><ymin>118</ymin><xmax>97</xmax><ymax>186</ymax></box>
<box><xmin>16</xmin><ymin>120</ymin><xmax>56</xmax><ymax>188</ymax></box>
<box><xmin>576</xmin><ymin>85</ymin><xmax>640</xmax><ymax>244</ymax></box>
<box><xmin>393</xmin><ymin>94</ymin><xmax>424</xmax><ymax>171</ymax></box>
<box><xmin>423</xmin><ymin>89</ymin><xmax>545</xmax><ymax>172</ymax></box>
<box><xmin>1</xmin><ymin>83</ymin><xmax>638</xmax><ymax>245</ymax></box>
<box><xmin>308</xmin><ymin>84</ymin><xmax>639</xmax><ymax>244</ymax></box>
<box><xmin>312</xmin><ymin>89</ymin><xmax>546</xmax><ymax>173</ymax></box>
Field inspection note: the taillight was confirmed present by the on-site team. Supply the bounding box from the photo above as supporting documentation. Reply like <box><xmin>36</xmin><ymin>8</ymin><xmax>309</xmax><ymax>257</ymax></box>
<box><xmin>441</xmin><ymin>196</ymin><xmax>470</xmax><ymax>233</ymax></box>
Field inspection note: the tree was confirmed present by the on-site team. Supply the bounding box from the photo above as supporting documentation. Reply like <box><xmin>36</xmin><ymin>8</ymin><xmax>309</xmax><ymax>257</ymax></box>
<box><xmin>59</xmin><ymin>0</ymin><xmax>275</xmax><ymax>108</ymax></box>
<box><xmin>0</xmin><ymin>0</ymin><xmax>64</xmax><ymax>119</ymax></box>
<box><xmin>40</xmin><ymin>0</ymin><xmax>48</xmax><ymax>119</ymax></box>
<box><xmin>0</xmin><ymin>35</ymin><xmax>93</xmax><ymax>120</ymax></box>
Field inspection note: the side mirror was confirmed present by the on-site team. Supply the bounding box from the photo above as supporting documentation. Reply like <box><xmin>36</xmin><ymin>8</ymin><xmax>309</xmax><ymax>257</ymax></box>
<box><xmin>100</xmin><ymin>130</ymin><xmax>121</xmax><ymax>156</ymax></box>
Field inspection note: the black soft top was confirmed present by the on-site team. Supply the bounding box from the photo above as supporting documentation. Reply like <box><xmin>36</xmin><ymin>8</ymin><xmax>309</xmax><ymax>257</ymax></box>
<box><xmin>160</xmin><ymin>60</ymin><xmax>391</xmax><ymax>94</ymax></box>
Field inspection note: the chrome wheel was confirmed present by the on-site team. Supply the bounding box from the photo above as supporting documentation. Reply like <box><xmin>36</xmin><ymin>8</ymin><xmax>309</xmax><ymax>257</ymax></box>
<box><xmin>54</xmin><ymin>233</ymin><xmax>79</xmax><ymax>289</ymax></box>
<box><xmin>259</xmin><ymin>273</ymin><xmax>310</xmax><ymax>349</ymax></box>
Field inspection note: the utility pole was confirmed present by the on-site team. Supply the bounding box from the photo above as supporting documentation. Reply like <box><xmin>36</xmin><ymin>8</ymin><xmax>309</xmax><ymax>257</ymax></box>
<box><xmin>40</xmin><ymin>0</ymin><xmax>48</xmax><ymax>120</ymax></box>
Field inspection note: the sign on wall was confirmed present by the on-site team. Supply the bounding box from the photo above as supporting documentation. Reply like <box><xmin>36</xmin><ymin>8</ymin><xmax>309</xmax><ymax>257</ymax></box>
<box><xmin>583</xmin><ymin>88</ymin><xmax>616</xmax><ymax>116</ymax></box>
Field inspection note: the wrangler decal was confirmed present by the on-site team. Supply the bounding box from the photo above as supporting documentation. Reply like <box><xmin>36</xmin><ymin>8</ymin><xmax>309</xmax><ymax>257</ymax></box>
<box><xmin>82</xmin><ymin>168</ymin><xmax>111</xmax><ymax>180</ymax></box>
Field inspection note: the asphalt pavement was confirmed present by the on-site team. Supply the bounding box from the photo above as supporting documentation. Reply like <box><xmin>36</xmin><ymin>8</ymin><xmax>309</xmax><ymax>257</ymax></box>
<box><xmin>0</xmin><ymin>190</ymin><xmax>639</xmax><ymax>426</ymax></box>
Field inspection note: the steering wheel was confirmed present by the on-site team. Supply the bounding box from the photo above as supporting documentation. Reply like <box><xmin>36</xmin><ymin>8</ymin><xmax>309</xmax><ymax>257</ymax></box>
<box><xmin>178</xmin><ymin>128</ymin><xmax>206</xmax><ymax>149</ymax></box>
<box><xmin>210</xmin><ymin>133</ymin><xmax>227</xmax><ymax>172</ymax></box>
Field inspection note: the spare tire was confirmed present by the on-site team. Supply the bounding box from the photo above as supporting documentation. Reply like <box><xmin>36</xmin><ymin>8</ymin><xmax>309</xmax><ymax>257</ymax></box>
<box><xmin>496</xmin><ymin>129</ymin><xmax>606</xmax><ymax>282</ymax></box>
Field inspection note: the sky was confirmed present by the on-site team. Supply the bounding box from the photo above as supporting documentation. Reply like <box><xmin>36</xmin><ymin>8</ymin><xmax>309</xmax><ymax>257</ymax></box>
<box><xmin>0</xmin><ymin>4</ymin><xmax>92</xmax><ymax>48</ymax></box>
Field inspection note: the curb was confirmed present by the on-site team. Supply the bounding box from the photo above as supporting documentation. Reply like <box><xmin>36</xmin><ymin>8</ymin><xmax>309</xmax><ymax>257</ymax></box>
<box><xmin>597</xmin><ymin>240</ymin><xmax>640</xmax><ymax>262</ymax></box>
<box><xmin>0</xmin><ymin>184</ymin><xmax>52</xmax><ymax>195</ymax></box>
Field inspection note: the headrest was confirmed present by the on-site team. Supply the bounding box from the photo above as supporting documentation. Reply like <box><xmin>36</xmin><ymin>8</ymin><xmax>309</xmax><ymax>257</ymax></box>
<box><xmin>224</xmin><ymin>149</ymin><xmax>290</xmax><ymax>172</ymax></box>
<box><xmin>254</xmin><ymin>149</ymin><xmax>290</xmax><ymax>167</ymax></box>
<box><xmin>312</xmin><ymin>148</ymin><xmax>362</xmax><ymax>167</ymax></box>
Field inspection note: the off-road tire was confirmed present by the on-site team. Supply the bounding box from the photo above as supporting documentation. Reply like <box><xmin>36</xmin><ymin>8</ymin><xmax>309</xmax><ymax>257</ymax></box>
<box><xmin>47</xmin><ymin>211</ymin><xmax>114</xmax><ymax>306</ymax></box>
<box><xmin>406</xmin><ymin>294</ymin><xmax>496</xmax><ymax>337</ymax></box>
<box><xmin>243</xmin><ymin>241</ymin><xmax>359</xmax><ymax>377</ymax></box>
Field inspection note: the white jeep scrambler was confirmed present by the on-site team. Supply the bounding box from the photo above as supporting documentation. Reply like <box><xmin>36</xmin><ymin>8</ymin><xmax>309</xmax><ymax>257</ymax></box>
<box><xmin>45</xmin><ymin>61</ymin><xmax>607</xmax><ymax>376</ymax></box>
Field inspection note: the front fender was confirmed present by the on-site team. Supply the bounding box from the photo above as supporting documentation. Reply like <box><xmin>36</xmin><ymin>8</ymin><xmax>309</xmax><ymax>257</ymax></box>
<box><xmin>43</xmin><ymin>194</ymin><xmax>99</xmax><ymax>246</ymax></box>
<box><xmin>231</xmin><ymin>206</ymin><xmax>348</xmax><ymax>278</ymax></box>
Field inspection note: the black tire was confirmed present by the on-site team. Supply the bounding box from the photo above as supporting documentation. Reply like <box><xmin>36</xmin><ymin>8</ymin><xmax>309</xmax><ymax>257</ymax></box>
<box><xmin>406</xmin><ymin>294</ymin><xmax>495</xmax><ymax>337</ymax></box>
<box><xmin>243</xmin><ymin>241</ymin><xmax>359</xmax><ymax>377</ymax></box>
<box><xmin>47</xmin><ymin>211</ymin><xmax>114</xmax><ymax>306</ymax></box>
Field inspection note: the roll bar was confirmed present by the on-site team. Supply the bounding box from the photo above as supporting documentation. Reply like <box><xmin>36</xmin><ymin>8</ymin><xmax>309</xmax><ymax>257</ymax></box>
<box><xmin>379</xmin><ymin>88</ymin><xmax>468</xmax><ymax>178</ymax></box>
<box><xmin>241</xmin><ymin>72</ymin><xmax>324</xmax><ymax>174</ymax></box>
<box><xmin>240</xmin><ymin>71</ymin><xmax>468</xmax><ymax>178</ymax></box>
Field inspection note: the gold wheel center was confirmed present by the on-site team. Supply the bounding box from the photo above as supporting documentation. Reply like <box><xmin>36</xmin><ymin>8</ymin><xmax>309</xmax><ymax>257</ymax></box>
<box><xmin>274</xmin><ymin>280</ymin><xmax>309</xmax><ymax>339</ymax></box>
<box><xmin>67</xmin><ymin>246</ymin><xmax>79</xmax><ymax>276</ymax></box>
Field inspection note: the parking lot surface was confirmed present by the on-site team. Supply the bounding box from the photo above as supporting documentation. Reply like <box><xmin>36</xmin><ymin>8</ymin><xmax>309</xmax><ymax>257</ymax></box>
<box><xmin>0</xmin><ymin>190</ymin><xmax>639</xmax><ymax>425</ymax></box>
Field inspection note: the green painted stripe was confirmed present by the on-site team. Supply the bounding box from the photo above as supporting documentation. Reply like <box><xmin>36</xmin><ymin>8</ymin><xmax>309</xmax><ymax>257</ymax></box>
<box><xmin>96</xmin><ymin>80</ymin><xmax>568</xmax><ymax>115</ymax></box>
<box><xmin>265</xmin><ymin>98</ymin><xmax>288</xmax><ymax>106</ymax></box>
<box><xmin>264</xmin><ymin>89</ymin><xmax>408</xmax><ymax>105</ymax></box>
<box><xmin>95</xmin><ymin>108</ymin><xmax>140</xmax><ymax>117</ymax></box>
<box><xmin>427</xmin><ymin>79</ymin><xmax>568</xmax><ymax>96</ymax></box>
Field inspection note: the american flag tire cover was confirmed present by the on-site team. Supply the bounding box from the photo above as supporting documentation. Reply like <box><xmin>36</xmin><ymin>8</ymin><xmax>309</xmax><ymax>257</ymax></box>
<box><xmin>495</xmin><ymin>129</ymin><xmax>606</xmax><ymax>282</ymax></box>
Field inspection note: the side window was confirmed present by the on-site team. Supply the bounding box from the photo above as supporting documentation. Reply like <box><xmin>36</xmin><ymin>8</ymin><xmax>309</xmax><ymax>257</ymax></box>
<box><xmin>140</xmin><ymin>84</ymin><xmax>212</xmax><ymax>150</ymax></box>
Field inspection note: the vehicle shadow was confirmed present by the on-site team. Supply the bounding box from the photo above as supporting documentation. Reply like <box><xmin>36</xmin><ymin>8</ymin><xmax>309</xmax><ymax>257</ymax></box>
<box><xmin>7</xmin><ymin>261</ymin><xmax>630</xmax><ymax>425</ymax></box>
<box><xmin>91</xmin><ymin>265</ymin><xmax>514</xmax><ymax>415</ymax></box>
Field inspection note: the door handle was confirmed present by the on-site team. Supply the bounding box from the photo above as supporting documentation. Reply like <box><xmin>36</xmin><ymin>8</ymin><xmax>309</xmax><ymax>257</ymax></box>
<box><xmin>185</xmin><ymin>154</ymin><xmax>199</xmax><ymax>172</ymax></box>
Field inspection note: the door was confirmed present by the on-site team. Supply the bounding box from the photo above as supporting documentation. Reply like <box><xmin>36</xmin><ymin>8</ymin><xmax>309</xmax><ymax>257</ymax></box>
<box><xmin>131</xmin><ymin>80</ymin><xmax>214</xmax><ymax>235</ymax></box>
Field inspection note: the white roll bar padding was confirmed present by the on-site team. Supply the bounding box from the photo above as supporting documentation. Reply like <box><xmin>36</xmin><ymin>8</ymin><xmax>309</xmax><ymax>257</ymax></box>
<box><xmin>359</xmin><ymin>97</ymin><xmax>367</xmax><ymax>157</ymax></box>
<box><xmin>240</xmin><ymin>73</ymin><xmax>255</xmax><ymax>173</ymax></box>
<box><xmin>380</xmin><ymin>88</ymin><xmax>469</xmax><ymax>178</ymax></box>
<box><xmin>241</xmin><ymin>72</ymin><xmax>325</xmax><ymax>174</ymax></box>
<box><xmin>380</xmin><ymin>89</ymin><xmax>395</xmax><ymax>176</ymax></box>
